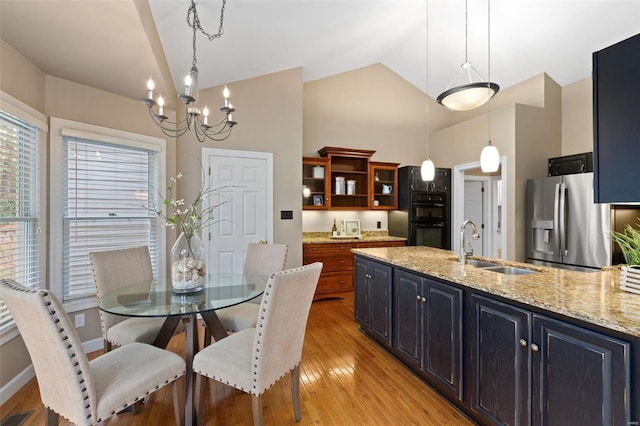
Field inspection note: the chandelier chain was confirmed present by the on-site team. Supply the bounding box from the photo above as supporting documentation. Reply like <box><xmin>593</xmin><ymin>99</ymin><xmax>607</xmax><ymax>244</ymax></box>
<box><xmin>187</xmin><ymin>0</ymin><xmax>227</xmax><ymax>67</ymax></box>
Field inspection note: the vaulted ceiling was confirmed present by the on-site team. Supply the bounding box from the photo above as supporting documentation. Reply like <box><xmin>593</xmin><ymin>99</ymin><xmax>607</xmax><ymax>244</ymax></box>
<box><xmin>2</xmin><ymin>1</ymin><xmax>638</xmax><ymax>110</ymax></box>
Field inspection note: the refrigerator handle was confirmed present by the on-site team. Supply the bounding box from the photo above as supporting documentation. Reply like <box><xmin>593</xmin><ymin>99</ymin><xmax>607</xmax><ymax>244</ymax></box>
<box><xmin>559</xmin><ymin>182</ymin><xmax>567</xmax><ymax>255</ymax></box>
<box><xmin>553</xmin><ymin>183</ymin><xmax>561</xmax><ymax>255</ymax></box>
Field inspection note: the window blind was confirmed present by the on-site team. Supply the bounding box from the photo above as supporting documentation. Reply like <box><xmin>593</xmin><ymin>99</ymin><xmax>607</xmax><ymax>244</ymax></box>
<box><xmin>0</xmin><ymin>111</ymin><xmax>40</xmax><ymax>332</ymax></box>
<box><xmin>62</xmin><ymin>136</ymin><xmax>159</xmax><ymax>302</ymax></box>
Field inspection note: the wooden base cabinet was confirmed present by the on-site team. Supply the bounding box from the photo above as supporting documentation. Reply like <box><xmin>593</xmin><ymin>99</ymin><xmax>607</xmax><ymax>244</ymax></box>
<box><xmin>354</xmin><ymin>257</ymin><xmax>392</xmax><ymax>346</ymax></box>
<box><xmin>469</xmin><ymin>294</ymin><xmax>632</xmax><ymax>426</ymax></box>
<box><xmin>304</xmin><ymin>241</ymin><xmax>405</xmax><ymax>295</ymax></box>
<box><xmin>394</xmin><ymin>269</ymin><xmax>463</xmax><ymax>400</ymax></box>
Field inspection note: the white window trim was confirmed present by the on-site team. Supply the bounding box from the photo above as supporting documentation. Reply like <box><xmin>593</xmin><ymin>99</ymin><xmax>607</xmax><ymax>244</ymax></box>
<box><xmin>0</xmin><ymin>91</ymin><xmax>48</xmax><ymax>345</ymax></box>
<box><xmin>49</xmin><ymin>117</ymin><xmax>166</xmax><ymax>313</ymax></box>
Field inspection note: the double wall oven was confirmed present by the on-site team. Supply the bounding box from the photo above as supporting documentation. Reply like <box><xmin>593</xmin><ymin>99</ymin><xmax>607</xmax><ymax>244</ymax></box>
<box><xmin>389</xmin><ymin>166</ymin><xmax>451</xmax><ymax>249</ymax></box>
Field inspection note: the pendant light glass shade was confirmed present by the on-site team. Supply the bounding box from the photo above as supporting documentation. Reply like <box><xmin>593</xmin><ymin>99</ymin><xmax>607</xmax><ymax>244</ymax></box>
<box><xmin>480</xmin><ymin>142</ymin><xmax>500</xmax><ymax>172</ymax></box>
<box><xmin>437</xmin><ymin>79</ymin><xmax>499</xmax><ymax>111</ymax></box>
<box><xmin>421</xmin><ymin>159</ymin><xmax>435</xmax><ymax>181</ymax></box>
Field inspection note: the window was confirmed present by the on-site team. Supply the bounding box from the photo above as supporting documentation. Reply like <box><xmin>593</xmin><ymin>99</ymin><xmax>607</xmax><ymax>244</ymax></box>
<box><xmin>50</xmin><ymin>118</ymin><xmax>166</xmax><ymax>310</ymax></box>
<box><xmin>0</xmin><ymin>93</ymin><xmax>47</xmax><ymax>336</ymax></box>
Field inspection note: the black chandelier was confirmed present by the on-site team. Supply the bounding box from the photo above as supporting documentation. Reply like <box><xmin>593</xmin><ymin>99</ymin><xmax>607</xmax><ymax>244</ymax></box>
<box><xmin>141</xmin><ymin>0</ymin><xmax>237</xmax><ymax>142</ymax></box>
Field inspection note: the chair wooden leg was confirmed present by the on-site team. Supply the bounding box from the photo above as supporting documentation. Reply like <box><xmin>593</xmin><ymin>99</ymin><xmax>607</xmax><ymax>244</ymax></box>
<box><xmin>44</xmin><ymin>406</ymin><xmax>59</xmax><ymax>426</ymax></box>
<box><xmin>195</xmin><ymin>374</ymin><xmax>207</xmax><ymax>426</ymax></box>
<box><xmin>291</xmin><ymin>365</ymin><xmax>302</xmax><ymax>422</ymax></box>
<box><xmin>252</xmin><ymin>395</ymin><xmax>263</xmax><ymax>426</ymax></box>
<box><xmin>203</xmin><ymin>327</ymin><xmax>211</xmax><ymax>348</ymax></box>
<box><xmin>172</xmin><ymin>376</ymin><xmax>185</xmax><ymax>426</ymax></box>
<box><xmin>104</xmin><ymin>339</ymin><xmax>112</xmax><ymax>352</ymax></box>
<box><xmin>132</xmin><ymin>401</ymin><xmax>141</xmax><ymax>414</ymax></box>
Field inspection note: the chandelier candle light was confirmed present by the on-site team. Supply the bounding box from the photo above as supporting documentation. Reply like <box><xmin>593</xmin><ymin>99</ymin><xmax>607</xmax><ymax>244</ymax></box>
<box><xmin>141</xmin><ymin>0</ymin><xmax>237</xmax><ymax>142</ymax></box>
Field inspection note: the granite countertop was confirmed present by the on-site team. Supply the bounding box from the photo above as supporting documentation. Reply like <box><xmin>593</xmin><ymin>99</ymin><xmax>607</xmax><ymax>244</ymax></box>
<box><xmin>352</xmin><ymin>245</ymin><xmax>640</xmax><ymax>338</ymax></box>
<box><xmin>303</xmin><ymin>231</ymin><xmax>406</xmax><ymax>244</ymax></box>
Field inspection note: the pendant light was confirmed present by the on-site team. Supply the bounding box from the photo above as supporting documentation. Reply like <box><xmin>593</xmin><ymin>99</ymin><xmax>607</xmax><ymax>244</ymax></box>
<box><xmin>421</xmin><ymin>0</ymin><xmax>435</xmax><ymax>182</ymax></box>
<box><xmin>480</xmin><ymin>0</ymin><xmax>500</xmax><ymax>172</ymax></box>
<box><xmin>437</xmin><ymin>0</ymin><xmax>499</xmax><ymax>111</ymax></box>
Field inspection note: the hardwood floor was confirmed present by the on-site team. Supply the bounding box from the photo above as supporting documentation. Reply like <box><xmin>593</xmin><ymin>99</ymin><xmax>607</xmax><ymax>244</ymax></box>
<box><xmin>0</xmin><ymin>292</ymin><xmax>474</xmax><ymax>425</ymax></box>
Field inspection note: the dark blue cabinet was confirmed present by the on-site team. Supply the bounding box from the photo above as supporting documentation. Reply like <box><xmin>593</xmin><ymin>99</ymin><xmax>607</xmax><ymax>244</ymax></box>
<box><xmin>469</xmin><ymin>293</ymin><xmax>633</xmax><ymax>425</ymax></box>
<box><xmin>468</xmin><ymin>294</ymin><xmax>530</xmax><ymax>425</ymax></box>
<box><xmin>354</xmin><ymin>256</ymin><xmax>392</xmax><ymax>346</ymax></box>
<box><xmin>394</xmin><ymin>269</ymin><xmax>463</xmax><ymax>399</ymax></box>
<box><xmin>531</xmin><ymin>315</ymin><xmax>630</xmax><ymax>426</ymax></box>
<box><xmin>593</xmin><ymin>33</ymin><xmax>640</xmax><ymax>203</ymax></box>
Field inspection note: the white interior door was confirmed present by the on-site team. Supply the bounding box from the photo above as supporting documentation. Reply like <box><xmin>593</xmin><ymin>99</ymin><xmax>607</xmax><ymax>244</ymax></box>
<box><xmin>204</xmin><ymin>148</ymin><xmax>273</xmax><ymax>274</ymax></box>
<box><xmin>464</xmin><ymin>180</ymin><xmax>484</xmax><ymax>256</ymax></box>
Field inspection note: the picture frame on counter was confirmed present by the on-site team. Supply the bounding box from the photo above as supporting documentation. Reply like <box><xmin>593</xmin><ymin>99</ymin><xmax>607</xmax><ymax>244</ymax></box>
<box><xmin>344</xmin><ymin>220</ymin><xmax>361</xmax><ymax>237</ymax></box>
<box><xmin>313</xmin><ymin>195</ymin><xmax>323</xmax><ymax>206</ymax></box>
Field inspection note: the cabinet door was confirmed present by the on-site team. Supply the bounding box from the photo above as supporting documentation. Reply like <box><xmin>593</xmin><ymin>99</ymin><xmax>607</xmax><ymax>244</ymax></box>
<box><xmin>369</xmin><ymin>162</ymin><xmax>399</xmax><ymax>210</ymax></box>
<box><xmin>368</xmin><ymin>261</ymin><xmax>393</xmax><ymax>346</ymax></box>
<box><xmin>531</xmin><ymin>315</ymin><xmax>631</xmax><ymax>426</ymax></box>
<box><xmin>393</xmin><ymin>269</ymin><xmax>422</xmax><ymax>367</ymax></box>
<box><xmin>302</xmin><ymin>157</ymin><xmax>330</xmax><ymax>209</ymax></box>
<box><xmin>593</xmin><ymin>34</ymin><xmax>640</xmax><ymax>202</ymax></box>
<box><xmin>354</xmin><ymin>257</ymin><xmax>369</xmax><ymax>328</ymax></box>
<box><xmin>423</xmin><ymin>278</ymin><xmax>463</xmax><ymax>399</ymax></box>
<box><xmin>469</xmin><ymin>294</ymin><xmax>530</xmax><ymax>426</ymax></box>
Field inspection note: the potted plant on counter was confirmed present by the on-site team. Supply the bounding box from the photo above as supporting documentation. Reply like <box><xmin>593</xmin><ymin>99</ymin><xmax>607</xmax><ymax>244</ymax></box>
<box><xmin>612</xmin><ymin>220</ymin><xmax>640</xmax><ymax>295</ymax></box>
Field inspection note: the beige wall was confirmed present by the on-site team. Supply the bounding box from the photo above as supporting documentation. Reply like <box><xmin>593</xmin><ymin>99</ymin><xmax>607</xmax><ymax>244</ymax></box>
<box><xmin>0</xmin><ymin>40</ymin><xmax>46</xmax><ymax>113</ymax></box>
<box><xmin>176</xmin><ymin>67</ymin><xmax>304</xmax><ymax>268</ymax></box>
<box><xmin>303</xmin><ymin>64</ymin><xmax>429</xmax><ymax>166</ymax></box>
<box><xmin>562</xmin><ymin>78</ymin><xmax>594</xmax><ymax>155</ymax></box>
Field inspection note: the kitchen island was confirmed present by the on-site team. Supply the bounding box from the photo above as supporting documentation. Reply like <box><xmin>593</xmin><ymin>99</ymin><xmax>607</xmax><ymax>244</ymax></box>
<box><xmin>352</xmin><ymin>245</ymin><xmax>640</xmax><ymax>426</ymax></box>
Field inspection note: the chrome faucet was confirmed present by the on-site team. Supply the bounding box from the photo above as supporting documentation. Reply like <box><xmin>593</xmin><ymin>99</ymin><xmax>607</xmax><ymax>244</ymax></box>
<box><xmin>460</xmin><ymin>220</ymin><xmax>480</xmax><ymax>265</ymax></box>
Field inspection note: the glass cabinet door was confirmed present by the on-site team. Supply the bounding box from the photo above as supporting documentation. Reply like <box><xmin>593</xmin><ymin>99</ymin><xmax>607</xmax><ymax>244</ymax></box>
<box><xmin>302</xmin><ymin>157</ymin><xmax>330</xmax><ymax>209</ymax></box>
<box><xmin>370</xmin><ymin>162</ymin><xmax>399</xmax><ymax>210</ymax></box>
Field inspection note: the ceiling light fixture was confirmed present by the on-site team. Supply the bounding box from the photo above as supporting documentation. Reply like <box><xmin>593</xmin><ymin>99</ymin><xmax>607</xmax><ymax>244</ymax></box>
<box><xmin>480</xmin><ymin>0</ymin><xmax>500</xmax><ymax>172</ymax></box>
<box><xmin>437</xmin><ymin>0</ymin><xmax>499</xmax><ymax>112</ymax></box>
<box><xmin>421</xmin><ymin>0</ymin><xmax>435</xmax><ymax>182</ymax></box>
<box><xmin>141</xmin><ymin>0</ymin><xmax>237</xmax><ymax>142</ymax></box>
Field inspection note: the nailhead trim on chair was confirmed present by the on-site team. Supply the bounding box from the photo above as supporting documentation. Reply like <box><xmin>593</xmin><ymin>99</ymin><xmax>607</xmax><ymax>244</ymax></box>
<box><xmin>0</xmin><ymin>280</ymin><xmax>99</xmax><ymax>423</ymax></box>
<box><xmin>2</xmin><ymin>280</ymin><xmax>186</xmax><ymax>425</ymax></box>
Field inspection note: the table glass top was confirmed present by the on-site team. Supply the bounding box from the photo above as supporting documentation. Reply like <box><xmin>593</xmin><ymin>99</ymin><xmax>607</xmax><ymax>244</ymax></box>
<box><xmin>98</xmin><ymin>273</ymin><xmax>270</xmax><ymax>317</ymax></box>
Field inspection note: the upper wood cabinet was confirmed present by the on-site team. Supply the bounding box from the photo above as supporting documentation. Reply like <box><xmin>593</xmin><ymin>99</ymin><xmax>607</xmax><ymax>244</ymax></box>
<box><xmin>593</xmin><ymin>33</ymin><xmax>640</xmax><ymax>203</ymax></box>
<box><xmin>302</xmin><ymin>157</ymin><xmax>330</xmax><ymax>209</ymax></box>
<box><xmin>369</xmin><ymin>161</ymin><xmax>399</xmax><ymax>210</ymax></box>
<box><xmin>302</xmin><ymin>147</ymin><xmax>398</xmax><ymax>210</ymax></box>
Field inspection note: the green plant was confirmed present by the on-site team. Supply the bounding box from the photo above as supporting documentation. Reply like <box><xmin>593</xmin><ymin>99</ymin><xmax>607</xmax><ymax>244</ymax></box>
<box><xmin>152</xmin><ymin>171</ymin><xmax>225</xmax><ymax>256</ymax></box>
<box><xmin>611</xmin><ymin>220</ymin><xmax>640</xmax><ymax>265</ymax></box>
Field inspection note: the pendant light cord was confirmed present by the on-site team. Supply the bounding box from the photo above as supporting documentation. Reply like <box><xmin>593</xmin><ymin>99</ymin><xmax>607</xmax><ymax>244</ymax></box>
<box><xmin>464</xmin><ymin>0</ymin><xmax>469</xmax><ymax>64</ymax></box>
<box><xmin>426</xmin><ymin>0</ymin><xmax>430</xmax><ymax>158</ymax></box>
<box><xmin>487</xmin><ymin>0</ymin><xmax>492</xmax><ymax>145</ymax></box>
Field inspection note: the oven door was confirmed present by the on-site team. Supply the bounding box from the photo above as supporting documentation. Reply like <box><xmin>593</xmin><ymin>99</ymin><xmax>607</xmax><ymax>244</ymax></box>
<box><xmin>411</xmin><ymin>198</ymin><xmax>446</xmax><ymax>222</ymax></box>
<box><xmin>410</xmin><ymin>222</ymin><xmax>448</xmax><ymax>249</ymax></box>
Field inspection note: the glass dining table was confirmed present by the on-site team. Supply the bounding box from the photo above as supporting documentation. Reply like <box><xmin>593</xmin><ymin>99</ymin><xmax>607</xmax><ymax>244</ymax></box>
<box><xmin>98</xmin><ymin>273</ymin><xmax>270</xmax><ymax>426</ymax></box>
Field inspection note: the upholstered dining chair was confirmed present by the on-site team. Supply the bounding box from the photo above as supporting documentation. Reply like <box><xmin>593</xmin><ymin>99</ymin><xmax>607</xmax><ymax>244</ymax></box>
<box><xmin>90</xmin><ymin>246</ymin><xmax>185</xmax><ymax>351</ymax></box>
<box><xmin>215</xmin><ymin>242</ymin><xmax>288</xmax><ymax>333</ymax></box>
<box><xmin>193</xmin><ymin>262</ymin><xmax>322</xmax><ymax>426</ymax></box>
<box><xmin>0</xmin><ymin>279</ymin><xmax>186</xmax><ymax>426</ymax></box>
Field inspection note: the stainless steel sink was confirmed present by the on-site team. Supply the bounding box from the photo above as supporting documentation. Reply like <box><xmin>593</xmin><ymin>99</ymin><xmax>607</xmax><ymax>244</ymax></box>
<box><xmin>482</xmin><ymin>266</ymin><xmax>537</xmax><ymax>275</ymax></box>
<box><xmin>465</xmin><ymin>259</ymin><xmax>499</xmax><ymax>268</ymax></box>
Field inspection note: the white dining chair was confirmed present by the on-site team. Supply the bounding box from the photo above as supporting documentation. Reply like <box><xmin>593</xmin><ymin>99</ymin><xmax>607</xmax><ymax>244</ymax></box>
<box><xmin>214</xmin><ymin>242</ymin><xmax>288</xmax><ymax>333</ymax></box>
<box><xmin>90</xmin><ymin>246</ymin><xmax>185</xmax><ymax>351</ymax></box>
<box><xmin>193</xmin><ymin>262</ymin><xmax>322</xmax><ymax>426</ymax></box>
<box><xmin>0</xmin><ymin>279</ymin><xmax>186</xmax><ymax>426</ymax></box>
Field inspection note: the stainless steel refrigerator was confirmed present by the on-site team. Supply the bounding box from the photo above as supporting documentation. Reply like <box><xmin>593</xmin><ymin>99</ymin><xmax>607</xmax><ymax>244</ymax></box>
<box><xmin>526</xmin><ymin>172</ymin><xmax>611</xmax><ymax>272</ymax></box>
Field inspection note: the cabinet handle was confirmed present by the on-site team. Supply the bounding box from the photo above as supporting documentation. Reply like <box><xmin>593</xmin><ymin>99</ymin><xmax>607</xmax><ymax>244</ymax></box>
<box><xmin>519</xmin><ymin>339</ymin><xmax>527</xmax><ymax>347</ymax></box>
<box><xmin>416</xmin><ymin>295</ymin><xmax>421</xmax><ymax>301</ymax></box>
<box><xmin>421</xmin><ymin>297</ymin><xmax>426</xmax><ymax>303</ymax></box>
<box><xmin>531</xmin><ymin>343</ymin><xmax>539</xmax><ymax>352</ymax></box>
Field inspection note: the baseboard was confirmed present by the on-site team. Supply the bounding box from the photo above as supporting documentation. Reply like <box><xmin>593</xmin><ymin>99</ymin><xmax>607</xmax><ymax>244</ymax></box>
<box><xmin>0</xmin><ymin>337</ymin><xmax>103</xmax><ymax>405</ymax></box>
<box><xmin>0</xmin><ymin>364</ymin><xmax>34</xmax><ymax>406</ymax></box>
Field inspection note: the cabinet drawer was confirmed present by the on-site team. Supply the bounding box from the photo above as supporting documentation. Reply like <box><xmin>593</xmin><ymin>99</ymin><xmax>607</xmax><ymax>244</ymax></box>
<box><xmin>305</xmin><ymin>254</ymin><xmax>353</xmax><ymax>272</ymax></box>
<box><xmin>316</xmin><ymin>272</ymin><xmax>354</xmax><ymax>293</ymax></box>
<box><xmin>303</xmin><ymin>244</ymin><xmax>354</xmax><ymax>256</ymax></box>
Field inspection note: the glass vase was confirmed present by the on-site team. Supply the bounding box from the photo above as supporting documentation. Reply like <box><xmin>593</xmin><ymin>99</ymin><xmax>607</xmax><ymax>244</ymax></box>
<box><xmin>170</xmin><ymin>231</ymin><xmax>206</xmax><ymax>293</ymax></box>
